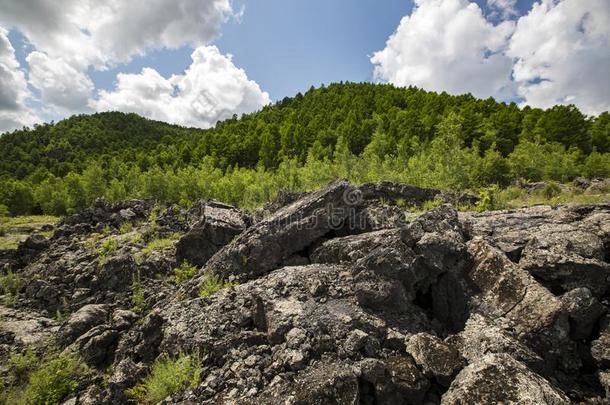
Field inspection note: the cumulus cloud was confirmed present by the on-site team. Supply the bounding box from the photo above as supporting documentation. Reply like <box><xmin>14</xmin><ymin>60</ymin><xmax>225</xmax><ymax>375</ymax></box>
<box><xmin>91</xmin><ymin>46</ymin><xmax>271</xmax><ymax>128</ymax></box>
<box><xmin>0</xmin><ymin>27</ymin><xmax>37</xmax><ymax>131</ymax></box>
<box><xmin>508</xmin><ymin>0</ymin><xmax>610</xmax><ymax>114</ymax></box>
<box><xmin>487</xmin><ymin>0</ymin><xmax>518</xmax><ymax>18</ymax></box>
<box><xmin>371</xmin><ymin>0</ymin><xmax>516</xmax><ymax>100</ymax></box>
<box><xmin>0</xmin><ymin>0</ymin><xmax>234</xmax><ymax>69</ymax></box>
<box><xmin>0</xmin><ymin>0</ymin><xmax>272</xmax><ymax>131</ymax></box>
<box><xmin>26</xmin><ymin>51</ymin><xmax>94</xmax><ymax>113</ymax></box>
<box><xmin>372</xmin><ymin>0</ymin><xmax>610</xmax><ymax>115</ymax></box>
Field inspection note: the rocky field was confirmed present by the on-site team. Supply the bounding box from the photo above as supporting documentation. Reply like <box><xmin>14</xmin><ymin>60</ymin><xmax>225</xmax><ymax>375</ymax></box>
<box><xmin>1</xmin><ymin>180</ymin><xmax>609</xmax><ymax>404</ymax></box>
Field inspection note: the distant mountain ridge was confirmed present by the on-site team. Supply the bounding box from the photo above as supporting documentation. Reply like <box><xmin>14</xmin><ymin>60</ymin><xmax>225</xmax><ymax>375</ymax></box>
<box><xmin>1</xmin><ymin>82</ymin><xmax>608</xmax><ymax>181</ymax></box>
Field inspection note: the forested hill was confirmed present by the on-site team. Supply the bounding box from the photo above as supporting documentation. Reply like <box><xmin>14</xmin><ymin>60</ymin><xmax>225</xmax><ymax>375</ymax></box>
<box><xmin>1</xmin><ymin>82</ymin><xmax>609</xmax><ymax>215</ymax></box>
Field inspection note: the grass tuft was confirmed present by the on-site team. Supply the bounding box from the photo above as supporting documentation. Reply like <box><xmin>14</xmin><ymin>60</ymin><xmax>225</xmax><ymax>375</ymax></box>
<box><xmin>198</xmin><ymin>273</ymin><xmax>237</xmax><ymax>298</ymax></box>
<box><xmin>125</xmin><ymin>352</ymin><xmax>202</xmax><ymax>404</ymax></box>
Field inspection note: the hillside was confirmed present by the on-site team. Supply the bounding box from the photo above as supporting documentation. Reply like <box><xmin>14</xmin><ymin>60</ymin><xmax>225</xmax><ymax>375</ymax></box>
<box><xmin>1</xmin><ymin>181</ymin><xmax>609</xmax><ymax>403</ymax></box>
<box><xmin>1</xmin><ymin>83</ymin><xmax>609</xmax><ymax>216</ymax></box>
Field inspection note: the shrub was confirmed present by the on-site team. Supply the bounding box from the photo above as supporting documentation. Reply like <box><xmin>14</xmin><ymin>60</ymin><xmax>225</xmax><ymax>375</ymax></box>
<box><xmin>0</xmin><ymin>270</ymin><xmax>23</xmax><ymax>306</ymax></box>
<box><xmin>136</xmin><ymin>234</ymin><xmax>179</xmax><ymax>264</ymax></box>
<box><xmin>19</xmin><ymin>351</ymin><xmax>84</xmax><ymax>405</ymax></box>
<box><xmin>9</xmin><ymin>348</ymin><xmax>39</xmax><ymax>382</ymax></box>
<box><xmin>119</xmin><ymin>221</ymin><xmax>134</xmax><ymax>234</ymax></box>
<box><xmin>198</xmin><ymin>273</ymin><xmax>237</xmax><ymax>298</ymax></box>
<box><xmin>97</xmin><ymin>237</ymin><xmax>119</xmax><ymax>264</ymax></box>
<box><xmin>541</xmin><ymin>182</ymin><xmax>562</xmax><ymax>199</ymax></box>
<box><xmin>0</xmin><ymin>204</ymin><xmax>9</xmax><ymax>218</ymax></box>
<box><xmin>131</xmin><ymin>271</ymin><xmax>145</xmax><ymax>312</ymax></box>
<box><xmin>172</xmin><ymin>262</ymin><xmax>198</xmax><ymax>284</ymax></box>
<box><xmin>125</xmin><ymin>353</ymin><xmax>202</xmax><ymax>404</ymax></box>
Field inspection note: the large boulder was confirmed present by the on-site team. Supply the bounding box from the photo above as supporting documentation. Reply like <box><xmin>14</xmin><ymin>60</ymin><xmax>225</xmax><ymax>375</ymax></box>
<box><xmin>441</xmin><ymin>353</ymin><xmax>570</xmax><ymax>405</ymax></box>
<box><xmin>201</xmin><ymin>180</ymin><xmax>360</xmax><ymax>282</ymax></box>
<box><xmin>60</xmin><ymin>304</ymin><xmax>110</xmax><ymax>343</ymax></box>
<box><xmin>175</xmin><ymin>201</ymin><xmax>250</xmax><ymax>267</ymax></box>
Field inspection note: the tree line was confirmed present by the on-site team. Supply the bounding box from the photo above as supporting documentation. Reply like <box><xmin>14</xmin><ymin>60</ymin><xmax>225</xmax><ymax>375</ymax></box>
<box><xmin>1</xmin><ymin>82</ymin><xmax>609</xmax><ymax>215</ymax></box>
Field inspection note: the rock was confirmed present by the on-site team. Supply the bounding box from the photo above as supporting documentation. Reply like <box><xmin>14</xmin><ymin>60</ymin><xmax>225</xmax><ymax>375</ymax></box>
<box><xmin>560</xmin><ymin>288</ymin><xmax>606</xmax><ymax>340</ymax></box>
<box><xmin>311</xmin><ymin>228</ymin><xmax>402</xmax><ymax>264</ymax></box>
<box><xmin>60</xmin><ymin>304</ymin><xmax>110</xmax><ymax>343</ymax></box>
<box><xmin>406</xmin><ymin>333</ymin><xmax>465</xmax><ymax>386</ymax></box>
<box><xmin>74</xmin><ymin>325</ymin><xmax>119</xmax><ymax>367</ymax></box>
<box><xmin>466</xmin><ymin>238</ymin><xmax>563</xmax><ymax>336</ymax></box>
<box><xmin>591</xmin><ymin>316</ymin><xmax>610</xmax><ymax>369</ymax></box>
<box><xmin>519</xmin><ymin>231</ymin><xmax>610</xmax><ymax>297</ymax></box>
<box><xmin>175</xmin><ymin>201</ymin><xmax>249</xmax><ymax>267</ymax></box>
<box><xmin>442</xmin><ymin>353</ymin><xmax>570</xmax><ymax>404</ymax></box>
<box><xmin>0</xmin><ymin>304</ymin><xmax>58</xmax><ymax>346</ymax></box>
<box><xmin>451</xmin><ymin>313</ymin><xmax>546</xmax><ymax>374</ymax></box>
<box><xmin>202</xmin><ymin>180</ymin><xmax>360</xmax><ymax>282</ymax></box>
<box><xmin>380</xmin><ymin>356</ymin><xmax>430</xmax><ymax>405</ymax></box>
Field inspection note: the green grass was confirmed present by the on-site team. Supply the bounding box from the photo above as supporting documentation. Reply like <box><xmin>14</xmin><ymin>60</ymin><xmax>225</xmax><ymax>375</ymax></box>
<box><xmin>171</xmin><ymin>262</ymin><xmax>198</xmax><ymax>284</ymax></box>
<box><xmin>125</xmin><ymin>352</ymin><xmax>202</xmax><ymax>404</ymax></box>
<box><xmin>97</xmin><ymin>237</ymin><xmax>120</xmax><ymax>264</ymax></box>
<box><xmin>1</xmin><ymin>351</ymin><xmax>86</xmax><ymax>405</ymax></box>
<box><xmin>198</xmin><ymin>273</ymin><xmax>238</xmax><ymax>298</ymax></box>
<box><xmin>0</xmin><ymin>215</ymin><xmax>59</xmax><ymax>251</ymax></box>
<box><xmin>0</xmin><ymin>270</ymin><xmax>23</xmax><ymax>306</ymax></box>
<box><xmin>131</xmin><ymin>271</ymin><xmax>145</xmax><ymax>312</ymax></box>
<box><xmin>135</xmin><ymin>233</ymin><xmax>180</xmax><ymax>264</ymax></box>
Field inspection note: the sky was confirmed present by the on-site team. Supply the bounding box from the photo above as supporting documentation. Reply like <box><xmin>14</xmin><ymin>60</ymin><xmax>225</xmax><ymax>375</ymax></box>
<box><xmin>0</xmin><ymin>0</ymin><xmax>608</xmax><ymax>133</ymax></box>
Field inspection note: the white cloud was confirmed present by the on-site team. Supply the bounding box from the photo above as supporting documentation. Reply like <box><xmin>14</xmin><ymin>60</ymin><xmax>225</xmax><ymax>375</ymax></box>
<box><xmin>0</xmin><ymin>0</ymin><xmax>234</xmax><ymax>69</ymax></box>
<box><xmin>26</xmin><ymin>51</ymin><xmax>94</xmax><ymax>113</ymax></box>
<box><xmin>91</xmin><ymin>46</ymin><xmax>271</xmax><ymax>128</ymax></box>
<box><xmin>507</xmin><ymin>0</ymin><xmax>610</xmax><ymax>115</ymax></box>
<box><xmin>371</xmin><ymin>0</ymin><xmax>516</xmax><ymax>100</ymax></box>
<box><xmin>0</xmin><ymin>27</ymin><xmax>38</xmax><ymax>131</ymax></box>
<box><xmin>372</xmin><ymin>0</ymin><xmax>610</xmax><ymax>115</ymax></box>
<box><xmin>487</xmin><ymin>0</ymin><xmax>518</xmax><ymax>18</ymax></box>
<box><xmin>0</xmin><ymin>0</ymin><xmax>272</xmax><ymax>131</ymax></box>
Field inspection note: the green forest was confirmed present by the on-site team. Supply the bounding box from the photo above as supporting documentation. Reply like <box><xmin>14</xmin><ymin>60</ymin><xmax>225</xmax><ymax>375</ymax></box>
<box><xmin>1</xmin><ymin>82</ymin><xmax>609</xmax><ymax>216</ymax></box>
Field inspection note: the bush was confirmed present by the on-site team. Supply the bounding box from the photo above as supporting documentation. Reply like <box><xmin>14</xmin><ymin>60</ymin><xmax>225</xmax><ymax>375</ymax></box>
<box><xmin>125</xmin><ymin>353</ymin><xmax>202</xmax><ymax>404</ymax></box>
<box><xmin>541</xmin><ymin>182</ymin><xmax>562</xmax><ymax>199</ymax></box>
<box><xmin>19</xmin><ymin>351</ymin><xmax>84</xmax><ymax>405</ymax></box>
<box><xmin>9</xmin><ymin>348</ymin><xmax>39</xmax><ymax>382</ymax></box>
<box><xmin>97</xmin><ymin>237</ymin><xmax>119</xmax><ymax>264</ymax></box>
<box><xmin>0</xmin><ymin>204</ymin><xmax>9</xmax><ymax>218</ymax></box>
<box><xmin>198</xmin><ymin>273</ymin><xmax>237</xmax><ymax>298</ymax></box>
<box><xmin>0</xmin><ymin>270</ymin><xmax>23</xmax><ymax>306</ymax></box>
<box><xmin>172</xmin><ymin>262</ymin><xmax>198</xmax><ymax>284</ymax></box>
<box><xmin>131</xmin><ymin>271</ymin><xmax>145</xmax><ymax>312</ymax></box>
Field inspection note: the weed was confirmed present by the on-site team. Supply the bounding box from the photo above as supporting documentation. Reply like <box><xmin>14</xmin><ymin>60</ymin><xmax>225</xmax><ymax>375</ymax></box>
<box><xmin>97</xmin><ymin>237</ymin><xmax>119</xmax><ymax>264</ymax></box>
<box><xmin>125</xmin><ymin>352</ymin><xmax>202</xmax><ymax>404</ymax></box>
<box><xmin>119</xmin><ymin>221</ymin><xmax>134</xmax><ymax>234</ymax></box>
<box><xmin>198</xmin><ymin>273</ymin><xmax>237</xmax><ymax>298</ymax></box>
<box><xmin>171</xmin><ymin>262</ymin><xmax>198</xmax><ymax>284</ymax></box>
<box><xmin>0</xmin><ymin>270</ymin><xmax>23</xmax><ymax>306</ymax></box>
<box><xmin>131</xmin><ymin>270</ymin><xmax>145</xmax><ymax>312</ymax></box>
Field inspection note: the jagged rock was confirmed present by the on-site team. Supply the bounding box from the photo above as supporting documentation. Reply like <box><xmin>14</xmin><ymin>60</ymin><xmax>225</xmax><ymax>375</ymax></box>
<box><xmin>1</xmin><ymin>181</ymin><xmax>609</xmax><ymax>404</ymax></box>
<box><xmin>60</xmin><ymin>304</ymin><xmax>110</xmax><ymax>343</ymax></box>
<box><xmin>74</xmin><ymin>325</ymin><xmax>119</xmax><ymax>367</ymax></box>
<box><xmin>358</xmin><ymin>181</ymin><xmax>477</xmax><ymax>207</ymax></box>
<box><xmin>450</xmin><ymin>313</ymin><xmax>546</xmax><ymax>373</ymax></box>
<box><xmin>0</xmin><ymin>304</ymin><xmax>58</xmax><ymax>346</ymax></box>
<box><xmin>442</xmin><ymin>353</ymin><xmax>570</xmax><ymax>404</ymax></box>
<box><xmin>519</xmin><ymin>231</ymin><xmax>610</xmax><ymax>297</ymax></box>
<box><xmin>310</xmin><ymin>228</ymin><xmax>402</xmax><ymax>265</ymax></box>
<box><xmin>201</xmin><ymin>180</ymin><xmax>360</xmax><ymax>283</ymax></box>
<box><xmin>175</xmin><ymin>201</ymin><xmax>249</xmax><ymax>267</ymax></box>
<box><xmin>406</xmin><ymin>333</ymin><xmax>465</xmax><ymax>386</ymax></box>
<box><xmin>591</xmin><ymin>316</ymin><xmax>610</xmax><ymax>369</ymax></box>
<box><xmin>560</xmin><ymin>288</ymin><xmax>606</xmax><ymax>340</ymax></box>
<box><xmin>466</xmin><ymin>238</ymin><xmax>564</xmax><ymax>336</ymax></box>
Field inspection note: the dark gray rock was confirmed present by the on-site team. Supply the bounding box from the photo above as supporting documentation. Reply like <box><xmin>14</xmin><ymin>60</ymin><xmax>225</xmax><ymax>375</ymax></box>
<box><xmin>406</xmin><ymin>333</ymin><xmax>465</xmax><ymax>386</ymax></box>
<box><xmin>201</xmin><ymin>180</ymin><xmax>360</xmax><ymax>283</ymax></box>
<box><xmin>60</xmin><ymin>304</ymin><xmax>110</xmax><ymax>343</ymax></box>
<box><xmin>175</xmin><ymin>201</ymin><xmax>249</xmax><ymax>267</ymax></box>
<box><xmin>442</xmin><ymin>353</ymin><xmax>570</xmax><ymax>405</ymax></box>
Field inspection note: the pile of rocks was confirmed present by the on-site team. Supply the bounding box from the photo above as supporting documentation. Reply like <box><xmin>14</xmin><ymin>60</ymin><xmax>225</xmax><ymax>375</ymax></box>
<box><xmin>1</xmin><ymin>180</ymin><xmax>609</xmax><ymax>404</ymax></box>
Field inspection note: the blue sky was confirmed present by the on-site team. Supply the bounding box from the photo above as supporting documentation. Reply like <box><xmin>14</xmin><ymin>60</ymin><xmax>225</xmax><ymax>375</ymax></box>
<box><xmin>0</xmin><ymin>0</ymin><xmax>608</xmax><ymax>131</ymax></box>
